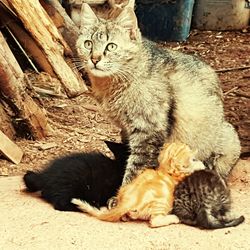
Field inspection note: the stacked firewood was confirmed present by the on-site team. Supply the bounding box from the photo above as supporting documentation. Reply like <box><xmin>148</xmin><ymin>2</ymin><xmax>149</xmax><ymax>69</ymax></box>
<box><xmin>0</xmin><ymin>0</ymin><xmax>88</xmax><ymax>163</ymax></box>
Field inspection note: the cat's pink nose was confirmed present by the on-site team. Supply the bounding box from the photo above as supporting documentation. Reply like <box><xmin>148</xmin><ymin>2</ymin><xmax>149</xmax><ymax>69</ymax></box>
<box><xmin>91</xmin><ymin>56</ymin><xmax>101</xmax><ymax>65</ymax></box>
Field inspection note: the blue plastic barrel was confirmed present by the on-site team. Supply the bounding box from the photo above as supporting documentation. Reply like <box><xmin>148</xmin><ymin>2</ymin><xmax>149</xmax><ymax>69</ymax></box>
<box><xmin>135</xmin><ymin>0</ymin><xmax>195</xmax><ymax>41</ymax></box>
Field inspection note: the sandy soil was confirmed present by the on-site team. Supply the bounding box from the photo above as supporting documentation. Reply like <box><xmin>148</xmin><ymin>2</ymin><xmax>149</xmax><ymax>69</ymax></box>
<box><xmin>0</xmin><ymin>160</ymin><xmax>249</xmax><ymax>250</ymax></box>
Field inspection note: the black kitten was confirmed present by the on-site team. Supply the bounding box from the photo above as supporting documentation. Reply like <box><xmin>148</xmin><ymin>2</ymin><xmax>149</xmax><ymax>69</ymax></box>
<box><xmin>23</xmin><ymin>141</ymin><xmax>129</xmax><ymax>212</ymax></box>
<box><xmin>172</xmin><ymin>169</ymin><xmax>245</xmax><ymax>229</ymax></box>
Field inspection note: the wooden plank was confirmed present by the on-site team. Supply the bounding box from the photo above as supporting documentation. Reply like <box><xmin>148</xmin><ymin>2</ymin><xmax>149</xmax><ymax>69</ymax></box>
<box><xmin>0</xmin><ymin>130</ymin><xmax>23</xmax><ymax>164</ymax></box>
<box><xmin>7</xmin><ymin>0</ymin><xmax>87</xmax><ymax>97</ymax></box>
<box><xmin>40</xmin><ymin>0</ymin><xmax>80</xmax><ymax>54</ymax></box>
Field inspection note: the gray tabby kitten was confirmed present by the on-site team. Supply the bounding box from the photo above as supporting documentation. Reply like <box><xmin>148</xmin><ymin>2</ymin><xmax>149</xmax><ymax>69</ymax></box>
<box><xmin>76</xmin><ymin>4</ymin><xmax>241</xmax><ymax>185</ymax></box>
<box><xmin>172</xmin><ymin>169</ymin><xmax>245</xmax><ymax>229</ymax></box>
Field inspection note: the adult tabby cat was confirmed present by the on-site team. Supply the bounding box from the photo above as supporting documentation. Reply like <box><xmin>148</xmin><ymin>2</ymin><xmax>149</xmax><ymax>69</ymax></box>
<box><xmin>76</xmin><ymin>4</ymin><xmax>240</xmax><ymax>186</ymax></box>
<box><xmin>72</xmin><ymin>143</ymin><xmax>206</xmax><ymax>227</ymax></box>
<box><xmin>23</xmin><ymin>141</ymin><xmax>129</xmax><ymax>211</ymax></box>
<box><xmin>172</xmin><ymin>169</ymin><xmax>245</xmax><ymax>229</ymax></box>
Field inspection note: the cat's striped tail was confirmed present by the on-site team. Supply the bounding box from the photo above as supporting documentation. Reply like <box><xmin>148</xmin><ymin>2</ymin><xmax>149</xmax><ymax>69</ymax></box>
<box><xmin>197</xmin><ymin>208</ymin><xmax>245</xmax><ymax>229</ymax></box>
<box><xmin>72</xmin><ymin>198</ymin><xmax>128</xmax><ymax>222</ymax></box>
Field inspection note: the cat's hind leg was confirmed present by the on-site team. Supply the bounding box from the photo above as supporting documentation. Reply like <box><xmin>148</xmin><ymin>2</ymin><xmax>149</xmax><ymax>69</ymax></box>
<box><xmin>149</xmin><ymin>214</ymin><xmax>180</xmax><ymax>228</ymax></box>
<box><xmin>212</xmin><ymin>122</ymin><xmax>241</xmax><ymax>178</ymax></box>
<box><xmin>53</xmin><ymin>197</ymin><xmax>80</xmax><ymax>212</ymax></box>
<box><xmin>197</xmin><ymin>208</ymin><xmax>244</xmax><ymax>229</ymax></box>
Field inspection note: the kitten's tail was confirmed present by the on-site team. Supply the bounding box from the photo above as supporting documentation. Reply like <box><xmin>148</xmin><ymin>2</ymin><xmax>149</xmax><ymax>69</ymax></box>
<box><xmin>221</xmin><ymin>216</ymin><xmax>245</xmax><ymax>228</ymax></box>
<box><xmin>23</xmin><ymin>171</ymin><xmax>44</xmax><ymax>192</ymax></box>
<box><xmin>197</xmin><ymin>209</ymin><xmax>245</xmax><ymax>229</ymax></box>
<box><xmin>72</xmin><ymin>198</ymin><xmax>128</xmax><ymax>222</ymax></box>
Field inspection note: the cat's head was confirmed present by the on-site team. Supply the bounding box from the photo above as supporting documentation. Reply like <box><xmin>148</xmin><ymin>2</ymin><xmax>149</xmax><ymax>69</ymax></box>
<box><xmin>158</xmin><ymin>142</ymin><xmax>206</xmax><ymax>181</ymax></box>
<box><xmin>76</xmin><ymin>3</ymin><xmax>141</xmax><ymax>78</ymax></box>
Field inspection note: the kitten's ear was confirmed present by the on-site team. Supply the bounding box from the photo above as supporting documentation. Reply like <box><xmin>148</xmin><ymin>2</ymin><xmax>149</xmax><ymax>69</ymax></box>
<box><xmin>115</xmin><ymin>7</ymin><xmax>139</xmax><ymax>40</ymax></box>
<box><xmin>105</xmin><ymin>141</ymin><xmax>129</xmax><ymax>160</ymax></box>
<box><xmin>80</xmin><ymin>3</ymin><xmax>99</xmax><ymax>30</ymax></box>
<box><xmin>105</xmin><ymin>141</ymin><xmax>122</xmax><ymax>158</ymax></box>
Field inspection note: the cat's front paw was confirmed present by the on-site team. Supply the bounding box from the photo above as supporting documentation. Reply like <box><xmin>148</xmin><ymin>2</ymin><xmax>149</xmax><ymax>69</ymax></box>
<box><xmin>122</xmin><ymin>168</ymin><xmax>137</xmax><ymax>186</ymax></box>
<box><xmin>150</xmin><ymin>214</ymin><xmax>180</xmax><ymax>228</ymax></box>
<box><xmin>121</xmin><ymin>214</ymin><xmax>130</xmax><ymax>222</ymax></box>
<box><xmin>71</xmin><ymin>198</ymin><xmax>83</xmax><ymax>207</ymax></box>
<box><xmin>107</xmin><ymin>196</ymin><xmax>118</xmax><ymax>209</ymax></box>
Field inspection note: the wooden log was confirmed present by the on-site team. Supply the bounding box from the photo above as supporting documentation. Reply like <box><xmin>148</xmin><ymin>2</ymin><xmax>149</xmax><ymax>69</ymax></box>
<box><xmin>0</xmin><ymin>32</ymin><xmax>49</xmax><ymax>139</ymax></box>
<box><xmin>0</xmin><ymin>6</ymin><xmax>56</xmax><ymax>77</ymax></box>
<box><xmin>39</xmin><ymin>0</ymin><xmax>65</xmax><ymax>29</ymax></box>
<box><xmin>40</xmin><ymin>0</ymin><xmax>80</xmax><ymax>54</ymax></box>
<box><xmin>0</xmin><ymin>130</ymin><xmax>23</xmax><ymax>164</ymax></box>
<box><xmin>0</xmin><ymin>104</ymin><xmax>15</xmax><ymax>139</ymax></box>
<box><xmin>9</xmin><ymin>0</ymin><xmax>72</xmax><ymax>56</ymax></box>
<box><xmin>7</xmin><ymin>0</ymin><xmax>87</xmax><ymax>97</ymax></box>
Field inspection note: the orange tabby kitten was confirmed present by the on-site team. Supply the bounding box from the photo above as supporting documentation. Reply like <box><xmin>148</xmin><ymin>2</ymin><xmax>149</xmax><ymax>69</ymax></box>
<box><xmin>72</xmin><ymin>143</ymin><xmax>206</xmax><ymax>227</ymax></box>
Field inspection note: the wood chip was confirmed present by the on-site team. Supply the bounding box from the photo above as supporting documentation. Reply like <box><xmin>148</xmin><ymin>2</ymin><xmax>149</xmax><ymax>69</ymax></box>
<box><xmin>0</xmin><ymin>130</ymin><xmax>23</xmax><ymax>164</ymax></box>
<box><xmin>34</xmin><ymin>142</ymin><xmax>57</xmax><ymax>150</ymax></box>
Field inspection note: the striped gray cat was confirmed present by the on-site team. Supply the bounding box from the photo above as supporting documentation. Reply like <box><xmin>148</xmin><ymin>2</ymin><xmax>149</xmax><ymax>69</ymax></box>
<box><xmin>76</xmin><ymin>4</ymin><xmax>241</xmax><ymax>185</ymax></box>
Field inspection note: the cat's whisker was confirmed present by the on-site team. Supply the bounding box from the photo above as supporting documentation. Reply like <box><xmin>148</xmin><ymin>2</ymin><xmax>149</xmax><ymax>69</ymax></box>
<box><xmin>70</xmin><ymin>57</ymin><xmax>86</xmax><ymax>63</ymax></box>
<box><xmin>76</xmin><ymin>65</ymin><xmax>86</xmax><ymax>71</ymax></box>
<box><xmin>71</xmin><ymin>61</ymin><xmax>87</xmax><ymax>71</ymax></box>
<box><xmin>70</xmin><ymin>59</ymin><xmax>82</xmax><ymax>63</ymax></box>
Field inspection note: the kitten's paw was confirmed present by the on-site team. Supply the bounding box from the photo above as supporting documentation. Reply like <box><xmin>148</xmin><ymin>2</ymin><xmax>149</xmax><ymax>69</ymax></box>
<box><xmin>127</xmin><ymin>210</ymin><xmax>139</xmax><ymax>220</ymax></box>
<box><xmin>107</xmin><ymin>196</ymin><xmax>118</xmax><ymax>209</ymax></box>
<box><xmin>150</xmin><ymin>214</ymin><xmax>180</xmax><ymax>228</ymax></box>
<box><xmin>71</xmin><ymin>198</ymin><xmax>83</xmax><ymax>206</ymax></box>
<box><xmin>121</xmin><ymin>214</ymin><xmax>130</xmax><ymax>222</ymax></box>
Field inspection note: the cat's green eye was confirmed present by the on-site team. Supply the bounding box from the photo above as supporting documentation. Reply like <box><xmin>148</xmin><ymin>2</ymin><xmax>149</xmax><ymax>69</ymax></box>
<box><xmin>106</xmin><ymin>43</ymin><xmax>117</xmax><ymax>52</ymax></box>
<box><xmin>84</xmin><ymin>40</ymin><xmax>93</xmax><ymax>50</ymax></box>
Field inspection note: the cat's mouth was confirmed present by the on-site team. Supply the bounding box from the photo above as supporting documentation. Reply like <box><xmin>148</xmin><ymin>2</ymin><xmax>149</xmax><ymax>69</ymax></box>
<box><xmin>90</xmin><ymin>67</ymin><xmax>104</xmax><ymax>74</ymax></box>
<box><xmin>92</xmin><ymin>66</ymin><xmax>103</xmax><ymax>71</ymax></box>
<box><xmin>88</xmin><ymin>62</ymin><xmax>103</xmax><ymax>71</ymax></box>
<box><xmin>89</xmin><ymin>66</ymin><xmax>110</xmax><ymax>77</ymax></box>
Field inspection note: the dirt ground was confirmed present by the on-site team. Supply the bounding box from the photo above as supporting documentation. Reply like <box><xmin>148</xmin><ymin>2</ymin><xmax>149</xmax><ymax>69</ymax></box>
<box><xmin>0</xmin><ymin>30</ymin><xmax>249</xmax><ymax>249</ymax></box>
<box><xmin>0</xmin><ymin>160</ymin><xmax>249</xmax><ymax>250</ymax></box>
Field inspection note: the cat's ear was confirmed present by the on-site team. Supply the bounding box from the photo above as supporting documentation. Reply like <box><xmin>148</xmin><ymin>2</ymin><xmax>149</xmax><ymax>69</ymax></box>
<box><xmin>105</xmin><ymin>141</ymin><xmax>122</xmax><ymax>158</ymax></box>
<box><xmin>104</xmin><ymin>141</ymin><xmax>129</xmax><ymax>160</ymax></box>
<box><xmin>80</xmin><ymin>3</ymin><xmax>99</xmax><ymax>30</ymax></box>
<box><xmin>115</xmin><ymin>7</ymin><xmax>139</xmax><ymax>40</ymax></box>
